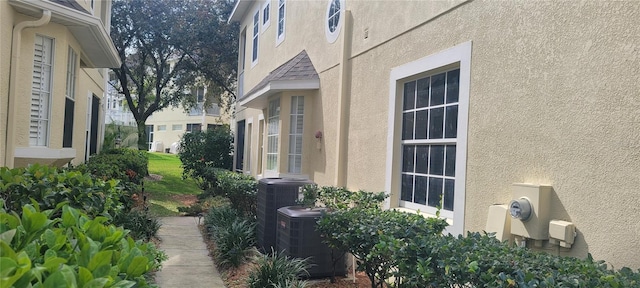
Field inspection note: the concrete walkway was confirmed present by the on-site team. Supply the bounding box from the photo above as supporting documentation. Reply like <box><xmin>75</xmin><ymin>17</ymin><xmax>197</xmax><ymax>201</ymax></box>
<box><xmin>155</xmin><ymin>217</ymin><xmax>225</xmax><ymax>288</ymax></box>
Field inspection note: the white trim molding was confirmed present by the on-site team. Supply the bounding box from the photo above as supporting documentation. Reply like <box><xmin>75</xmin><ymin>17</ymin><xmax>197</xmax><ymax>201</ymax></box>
<box><xmin>385</xmin><ymin>41</ymin><xmax>472</xmax><ymax>236</ymax></box>
<box><xmin>238</xmin><ymin>79</ymin><xmax>320</xmax><ymax>108</ymax></box>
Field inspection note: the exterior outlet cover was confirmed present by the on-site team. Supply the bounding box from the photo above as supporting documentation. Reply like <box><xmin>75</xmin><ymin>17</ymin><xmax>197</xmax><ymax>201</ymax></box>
<box><xmin>509</xmin><ymin>183</ymin><xmax>552</xmax><ymax>240</ymax></box>
<box><xmin>549</xmin><ymin>220</ymin><xmax>576</xmax><ymax>245</ymax></box>
<box><xmin>485</xmin><ymin>204</ymin><xmax>511</xmax><ymax>242</ymax></box>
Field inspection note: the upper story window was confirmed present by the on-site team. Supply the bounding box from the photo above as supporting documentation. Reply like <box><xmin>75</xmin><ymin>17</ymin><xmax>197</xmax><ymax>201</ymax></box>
<box><xmin>252</xmin><ymin>10</ymin><xmax>260</xmax><ymax>65</ymax></box>
<box><xmin>195</xmin><ymin>86</ymin><xmax>205</xmax><ymax>102</ymax></box>
<box><xmin>157</xmin><ymin>125</ymin><xmax>167</xmax><ymax>131</ymax></box>
<box><xmin>186</xmin><ymin>123</ymin><xmax>202</xmax><ymax>133</ymax></box>
<box><xmin>31</xmin><ymin>35</ymin><xmax>54</xmax><ymax>147</ymax></box>
<box><xmin>386</xmin><ymin>42</ymin><xmax>471</xmax><ymax>236</ymax></box>
<box><xmin>262</xmin><ymin>0</ymin><xmax>271</xmax><ymax>31</ymax></box>
<box><xmin>276</xmin><ymin>0</ymin><xmax>286</xmax><ymax>45</ymax></box>
<box><xmin>63</xmin><ymin>47</ymin><xmax>78</xmax><ymax>148</ymax></box>
<box><xmin>325</xmin><ymin>0</ymin><xmax>344</xmax><ymax>43</ymax></box>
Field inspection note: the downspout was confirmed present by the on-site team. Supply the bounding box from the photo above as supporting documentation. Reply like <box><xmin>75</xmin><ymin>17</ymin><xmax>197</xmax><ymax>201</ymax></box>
<box><xmin>5</xmin><ymin>10</ymin><xmax>52</xmax><ymax>167</ymax></box>
<box><xmin>333</xmin><ymin>11</ymin><xmax>353</xmax><ymax>187</ymax></box>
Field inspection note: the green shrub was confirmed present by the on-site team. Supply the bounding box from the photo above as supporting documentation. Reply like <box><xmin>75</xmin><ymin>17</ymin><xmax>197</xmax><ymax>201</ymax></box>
<box><xmin>204</xmin><ymin>205</ymin><xmax>240</xmax><ymax>237</ymax></box>
<box><xmin>82</xmin><ymin>148</ymin><xmax>149</xmax><ymax>184</ymax></box>
<box><xmin>247</xmin><ymin>251</ymin><xmax>309</xmax><ymax>288</ymax></box>
<box><xmin>0</xmin><ymin>202</ymin><xmax>165</xmax><ymax>287</ymax></box>
<box><xmin>391</xmin><ymin>232</ymin><xmax>640</xmax><ymax>288</ymax></box>
<box><xmin>317</xmin><ymin>208</ymin><xmax>447</xmax><ymax>288</ymax></box>
<box><xmin>113</xmin><ymin>209</ymin><xmax>161</xmax><ymax>241</ymax></box>
<box><xmin>214</xmin><ymin>170</ymin><xmax>257</xmax><ymax>217</ymax></box>
<box><xmin>214</xmin><ymin>219</ymin><xmax>257</xmax><ymax>268</ymax></box>
<box><xmin>0</xmin><ymin>164</ymin><xmax>126</xmax><ymax>220</ymax></box>
<box><xmin>178</xmin><ymin>126</ymin><xmax>233</xmax><ymax>190</ymax></box>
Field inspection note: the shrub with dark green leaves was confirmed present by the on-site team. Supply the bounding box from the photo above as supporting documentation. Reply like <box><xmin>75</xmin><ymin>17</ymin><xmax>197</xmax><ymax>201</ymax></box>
<box><xmin>178</xmin><ymin>126</ymin><xmax>233</xmax><ymax>190</ymax></box>
<box><xmin>214</xmin><ymin>170</ymin><xmax>257</xmax><ymax>217</ymax></box>
<box><xmin>317</xmin><ymin>208</ymin><xmax>447</xmax><ymax>288</ymax></box>
<box><xmin>247</xmin><ymin>251</ymin><xmax>310</xmax><ymax>288</ymax></box>
<box><xmin>0</xmin><ymin>202</ymin><xmax>165</xmax><ymax>287</ymax></box>
<box><xmin>178</xmin><ymin>195</ymin><xmax>231</xmax><ymax>216</ymax></box>
<box><xmin>113</xmin><ymin>209</ymin><xmax>161</xmax><ymax>241</ymax></box>
<box><xmin>82</xmin><ymin>148</ymin><xmax>149</xmax><ymax>184</ymax></box>
<box><xmin>0</xmin><ymin>164</ymin><xmax>126</xmax><ymax>220</ymax></box>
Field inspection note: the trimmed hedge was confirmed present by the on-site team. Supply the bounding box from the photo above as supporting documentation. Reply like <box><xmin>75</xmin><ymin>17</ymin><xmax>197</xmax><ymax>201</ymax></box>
<box><xmin>80</xmin><ymin>148</ymin><xmax>148</xmax><ymax>184</ymax></box>
<box><xmin>0</xmin><ymin>164</ymin><xmax>126</xmax><ymax>220</ymax></box>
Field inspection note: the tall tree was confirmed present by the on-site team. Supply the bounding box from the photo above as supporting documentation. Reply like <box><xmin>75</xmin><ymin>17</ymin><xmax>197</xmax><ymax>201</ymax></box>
<box><xmin>110</xmin><ymin>0</ymin><xmax>238</xmax><ymax>150</ymax></box>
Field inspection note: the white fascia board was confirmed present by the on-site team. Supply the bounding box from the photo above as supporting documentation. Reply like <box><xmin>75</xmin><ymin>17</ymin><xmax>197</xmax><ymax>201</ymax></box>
<box><xmin>9</xmin><ymin>0</ymin><xmax>121</xmax><ymax>68</ymax></box>
<box><xmin>238</xmin><ymin>79</ymin><xmax>320</xmax><ymax>108</ymax></box>
<box><xmin>228</xmin><ymin>0</ymin><xmax>252</xmax><ymax>23</ymax></box>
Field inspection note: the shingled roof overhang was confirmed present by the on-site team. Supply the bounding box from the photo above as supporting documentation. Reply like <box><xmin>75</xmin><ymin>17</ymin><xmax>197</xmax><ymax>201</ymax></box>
<box><xmin>239</xmin><ymin>50</ymin><xmax>320</xmax><ymax>108</ymax></box>
<box><xmin>9</xmin><ymin>0</ymin><xmax>121</xmax><ymax>68</ymax></box>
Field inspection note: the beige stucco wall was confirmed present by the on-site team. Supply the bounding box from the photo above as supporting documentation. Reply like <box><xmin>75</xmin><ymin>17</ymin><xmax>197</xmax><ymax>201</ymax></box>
<box><xmin>5</xmin><ymin>9</ymin><xmax>110</xmax><ymax>167</ymax></box>
<box><xmin>235</xmin><ymin>0</ymin><xmax>640</xmax><ymax>268</ymax></box>
<box><xmin>0</xmin><ymin>2</ymin><xmax>14</xmax><ymax>167</ymax></box>
<box><xmin>146</xmin><ymin>104</ymin><xmax>228</xmax><ymax>152</ymax></box>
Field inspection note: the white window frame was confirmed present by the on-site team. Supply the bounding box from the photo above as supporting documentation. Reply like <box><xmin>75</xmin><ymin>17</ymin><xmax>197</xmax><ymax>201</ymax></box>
<box><xmin>276</xmin><ymin>0</ymin><xmax>286</xmax><ymax>46</ymax></box>
<box><xmin>385</xmin><ymin>41</ymin><xmax>472</xmax><ymax>236</ymax></box>
<box><xmin>266</xmin><ymin>98</ymin><xmax>280</xmax><ymax>172</ymax></box>
<box><xmin>65</xmin><ymin>47</ymin><xmax>77</xmax><ymax>100</ymax></box>
<box><xmin>288</xmin><ymin>96</ymin><xmax>304</xmax><ymax>173</ymax></box>
<box><xmin>172</xmin><ymin>124</ymin><xmax>182</xmax><ymax>131</ymax></box>
<box><xmin>30</xmin><ymin>35</ymin><xmax>54</xmax><ymax>147</ymax></box>
<box><xmin>251</xmin><ymin>9</ymin><xmax>260</xmax><ymax>67</ymax></box>
<box><xmin>157</xmin><ymin>125</ymin><xmax>167</xmax><ymax>131</ymax></box>
<box><xmin>262</xmin><ymin>0</ymin><xmax>271</xmax><ymax>32</ymax></box>
<box><xmin>186</xmin><ymin>123</ymin><xmax>201</xmax><ymax>133</ymax></box>
<box><xmin>325</xmin><ymin>0</ymin><xmax>344</xmax><ymax>43</ymax></box>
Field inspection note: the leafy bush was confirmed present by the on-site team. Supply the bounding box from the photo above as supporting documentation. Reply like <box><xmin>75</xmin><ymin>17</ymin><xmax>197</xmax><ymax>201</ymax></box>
<box><xmin>0</xmin><ymin>164</ymin><xmax>126</xmax><ymax>220</ymax></box>
<box><xmin>388</xmin><ymin>232</ymin><xmax>640</xmax><ymax>288</ymax></box>
<box><xmin>317</xmin><ymin>208</ymin><xmax>447</xmax><ymax>288</ymax></box>
<box><xmin>113</xmin><ymin>209</ymin><xmax>161</xmax><ymax>241</ymax></box>
<box><xmin>214</xmin><ymin>170</ymin><xmax>257</xmax><ymax>217</ymax></box>
<box><xmin>0</xmin><ymin>202</ymin><xmax>165</xmax><ymax>287</ymax></box>
<box><xmin>301</xmin><ymin>184</ymin><xmax>387</xmax><ymax>210</ymax></box>
<box><xmin>82</xmin><ymin>148</ymin><xmax>149</xmax><ymax>184</ymax></box>
<box><xmin>247</xmin><ymin>251</ymin><xmax>309</xmax><ymax>288</ymax></box>
<box><xmin>178</xmin><ymin>126</ymin><xmax>233</xmax><ymax>190</ymax></box>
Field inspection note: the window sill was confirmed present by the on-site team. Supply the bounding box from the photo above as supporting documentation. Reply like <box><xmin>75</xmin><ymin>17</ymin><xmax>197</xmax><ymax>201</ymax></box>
<box><xmin>392</xmin><ymin>207</ymin><xmax>453</xmax><ymax>227</ymax></box>
<box><xmin>14</xmin><ymin>147</ymin><xmax>76</xmax><ymax>167</ymax></box>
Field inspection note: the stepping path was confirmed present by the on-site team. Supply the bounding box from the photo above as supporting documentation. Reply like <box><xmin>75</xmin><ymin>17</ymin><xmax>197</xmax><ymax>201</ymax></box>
<box><xmin>155</xmin><ymin>217</ymin><xmax>225</xmax><ymax>288</ymax></box>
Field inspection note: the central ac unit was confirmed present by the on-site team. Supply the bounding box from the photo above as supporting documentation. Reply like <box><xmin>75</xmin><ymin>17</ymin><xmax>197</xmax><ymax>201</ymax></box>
<box><xmin>276</xmin><ymin>206</ymin><xmax>346</xmax><ymax>278</ymax></box>
<box><xmin>256</xmin><ymin>178</ymin><xmax>313</xmax><ymax>253</ymax></box>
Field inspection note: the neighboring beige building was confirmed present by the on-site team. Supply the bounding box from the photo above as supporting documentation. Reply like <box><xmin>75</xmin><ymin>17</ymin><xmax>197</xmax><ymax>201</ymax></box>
<box><xmin>145</xmin><ymin>85</ymin><xmax>228</xmax><ymax>152</ymax></box>
<box><xmin>1</xmin><ymin>0</ymin><xmax>120</xmax><ymax>168</ymax></box>
<box><xmin>229</xmin><ymin>0</ymin><xmax>640</xmax><ymax>268</ymax></box>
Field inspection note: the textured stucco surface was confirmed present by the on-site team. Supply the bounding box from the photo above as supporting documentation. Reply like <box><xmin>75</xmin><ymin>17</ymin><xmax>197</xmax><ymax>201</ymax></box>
<box><xmin>4</xmin><ymin>8</ymin><xmax>111</xmax><ymax>167</ymax></box>
<box><xmin>0</xmin><ymin>2</ymin><xmax>14</xmax><ymax>166</ymax></box>
<box><xmin>234</xmin><ymin>0</ymin><xmax>640</xmax><ymax>268</ymax></box>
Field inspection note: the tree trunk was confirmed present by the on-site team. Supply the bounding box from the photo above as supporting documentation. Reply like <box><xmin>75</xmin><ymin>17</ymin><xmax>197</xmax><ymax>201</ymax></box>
<box><xmin>137</xmin><ymin>121</ymin><xmax>148</xmax><ymax>151</ymax></box>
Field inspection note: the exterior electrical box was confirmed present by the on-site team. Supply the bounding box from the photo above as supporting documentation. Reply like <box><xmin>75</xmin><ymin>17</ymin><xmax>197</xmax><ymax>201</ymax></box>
<box><xmin>256</xmin><ymin>178</ymin><xmax>314</xmax><ymax>253</ymax></box>
<box><xmin>509</xmin><ymin>183</ymin><xmax>552</xmax><ymax>240</ymax></box>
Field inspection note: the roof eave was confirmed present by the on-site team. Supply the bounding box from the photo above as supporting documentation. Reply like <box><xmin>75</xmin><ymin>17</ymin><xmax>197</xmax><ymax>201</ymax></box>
<box><xmin>9</xmin><ymin>0</ymin><xmax>121</xmax><ymax>68</ymax></box>
<box><xmin>239</xmin><ymin>79</ymin><xmax>320</xmax><ymax>108</ymax></box>
<box><xmin>228</xmin><ymin>0</ymin><xmax>251</xmax><ymax>23</ymax></box>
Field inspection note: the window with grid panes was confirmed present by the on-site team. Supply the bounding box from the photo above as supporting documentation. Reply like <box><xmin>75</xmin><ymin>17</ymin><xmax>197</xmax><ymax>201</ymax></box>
<box><xmin>266</xmin><ymin>98</ymin><xmax>280</xmax><ymax>171</ymax></box>
<box><xmin>288</xmin><ymin>96</ymin><xmax>304</xmax><ymax>173</ymax></box>
<box><xmin>252</xmin><ymin>10</ymin><xmax>259</xmax><ymax>63</ymax></box>
<box><xmin>276</xmin><ymin>0</ymin><xmax>286</xmax><ymax>44</ymax></box>
<box><xmin>401</xmin><ymin>68</ymin><xmax>460</xmax><ymax>211</ymax></box>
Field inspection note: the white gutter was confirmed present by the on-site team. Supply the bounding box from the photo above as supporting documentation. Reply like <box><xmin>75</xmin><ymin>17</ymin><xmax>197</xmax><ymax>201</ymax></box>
<box><xmin>4</xmin><ymin>10</ymin><xmax>52</xmax><ymax>168</ymax></box>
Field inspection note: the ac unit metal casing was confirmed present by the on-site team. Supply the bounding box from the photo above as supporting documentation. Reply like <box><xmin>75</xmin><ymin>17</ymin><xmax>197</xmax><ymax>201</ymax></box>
<box><xmin>256</xmin><ymin>178</ymin><xmax>314</xmax><ymax>253</ymax></box>
<box><xmin>277</xmin><ymin>206</ymin><xmax>346</xmax><ymax>278</ymax></box>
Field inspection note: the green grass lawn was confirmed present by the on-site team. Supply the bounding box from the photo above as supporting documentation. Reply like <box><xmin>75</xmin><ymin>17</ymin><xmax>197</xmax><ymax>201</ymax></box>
<box><xmin>145</xmin><ymin>152</ymin><xmax>201</xmax><ymax>216</ymax></box>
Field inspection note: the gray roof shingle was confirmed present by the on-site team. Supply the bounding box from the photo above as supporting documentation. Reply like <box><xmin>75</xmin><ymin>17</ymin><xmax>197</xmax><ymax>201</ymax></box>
<box><xmin>242</xmin><ymin>50</ymin><xmax>319</xmax><ymax>100</ymax></box>
<box><xmin>49</xmin><ymin>0</ymin><xmax>90</xmax><ymax>14</ymax></box>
